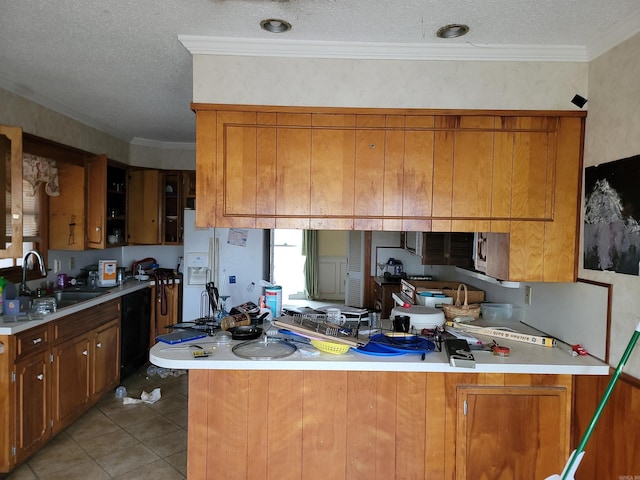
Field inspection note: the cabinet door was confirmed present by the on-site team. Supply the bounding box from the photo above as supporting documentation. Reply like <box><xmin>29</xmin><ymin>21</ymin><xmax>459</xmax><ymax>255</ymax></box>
<box><xmin>127</xmin><ymin>169</ymin><xmax>161</xmax><ymax>244</ymax></box>
<box><xmin>163</xmin><ymin>172</ymin><xmax>181</xmax><ymax>244</ymax></box>
<box><xmin>13</xmin><ymin>352</ymin><xmax>50</xmax><ymax>464</ymax></box>
<box><xmin>456</xmin><ymin>386</ymin><xmax>569</xmax><ymax>479</ymax></box>
<box><xmin>86</xmin><ymin>154</ymin><xmax>107</xmax><ymax>248</ymax></box>
<box><xmin>48</xmin><ymin>161</ymin><xmax>86</xmax><ymax>250</ymax></box>
<box><xmin>0</xmin><ymin>125</ymin><xmax>23</xmax><ymax>258</ymax></box>
<box><xmin>310</xmin><ymin>114</ymin><xmax>356</xmax><ymax>230</ymax></box>
<box><xmin>402</xmin><ymin>116</ymin><xmax>435</xmax><ymax>231</ymax></box>
<box><xmin>354</xmin><ymin>116</ymin><xmax>385</xmax><ymax>230</ymax></box>
<box><xmin>92</xmin><ymin>320</ymin><xmax>120</xmax><ymax>399</ymax></box>
<box><xmin>275</xmin><ymin>114</ymin><xmax>312</xmax><ymax>229</ymax></box>
<box><xmin>421</xmin><ymin>233</ymin><xmax>474</xmax><ymax>266</ymax></box>
<box><xmin>450</xmin><ymin>117</ymin><xmax>494</xmax><ymax>232</ymax></box>
<box><xmin>150</xmin><ymin>284</ymin><xmax>180</xmax><ymax>345</ymax></box>
<box><xmin>494</xmin><ymin>117</ymin><xmax>556</xmax><ymax>222</ymax></box>
<box><xmin>51</xmin><ymin>335</ymin><xmax>91</xmax><ymax>433</ymax></box>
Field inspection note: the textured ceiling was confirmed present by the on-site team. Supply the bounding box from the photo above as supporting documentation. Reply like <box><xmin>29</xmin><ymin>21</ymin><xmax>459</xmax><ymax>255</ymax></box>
<box><xmin>1</xmin><ymin>0</ymin><xmax>639</xmax><ymax>146</ymax></box>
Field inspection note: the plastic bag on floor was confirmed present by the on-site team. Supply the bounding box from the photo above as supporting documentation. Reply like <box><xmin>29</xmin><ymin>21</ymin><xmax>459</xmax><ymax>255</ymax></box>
<box><xmin>122</xmin><ymin>387</ymin><xmax>161</xmax><ymax>405</ymax></box>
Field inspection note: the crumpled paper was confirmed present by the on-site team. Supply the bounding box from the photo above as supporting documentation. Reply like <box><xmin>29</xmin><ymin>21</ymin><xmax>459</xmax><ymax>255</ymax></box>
<box><xmin>122</xmin><ymin>387</ymin><xmax>161</xmax><ymax>405</ymax></box>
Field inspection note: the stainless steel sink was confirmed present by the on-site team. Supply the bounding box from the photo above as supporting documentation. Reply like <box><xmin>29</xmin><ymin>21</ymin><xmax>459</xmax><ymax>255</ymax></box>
<box><xmin>53</xmin><ymin>290</ymin><xmax>105</xmax><ymax>308</ymax></box>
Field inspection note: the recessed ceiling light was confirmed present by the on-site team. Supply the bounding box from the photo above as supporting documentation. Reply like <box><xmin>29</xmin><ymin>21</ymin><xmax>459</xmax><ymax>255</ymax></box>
<box><xmin>436</xmin><ymin>24</ymin><xmax>470</xmax><ymax>39</ymax></box>
<box><xmin>260</xmin><ymin>19</ymin><xmax>292</xmax><ymax>33</ymax></box>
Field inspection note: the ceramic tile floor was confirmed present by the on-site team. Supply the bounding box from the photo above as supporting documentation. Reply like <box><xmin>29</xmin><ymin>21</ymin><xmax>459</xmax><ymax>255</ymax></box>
<box><xmin>7</xmin><ymin>364</ymin><xmax>188</xmax><ymax>480</ymax></box>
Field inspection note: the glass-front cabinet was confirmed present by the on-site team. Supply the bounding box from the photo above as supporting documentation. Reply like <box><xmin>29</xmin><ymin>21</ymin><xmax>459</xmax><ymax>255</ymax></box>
<box><xmin>0</xmin><ymin>125</ymin><xmax>23</xmax><ymax>258</ymax></box>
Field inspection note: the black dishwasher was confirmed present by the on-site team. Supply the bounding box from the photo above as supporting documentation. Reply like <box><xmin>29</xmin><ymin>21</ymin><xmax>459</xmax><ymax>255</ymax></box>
<box><xmin>120</xmin><ymin>288</ymin><xmax>151</xmax><ymax>380</ymax></box>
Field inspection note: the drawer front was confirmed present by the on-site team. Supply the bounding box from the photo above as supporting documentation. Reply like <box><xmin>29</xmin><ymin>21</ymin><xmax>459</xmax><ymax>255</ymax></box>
<box><xmin>15</xmin><ymin>325</ymin><xmax>51</xmax><ymax>359</ymax></box>
<box><xmin>54</xmin><ymin>299</ymin><xmax>121</xmax><ymax>341</ymax></box>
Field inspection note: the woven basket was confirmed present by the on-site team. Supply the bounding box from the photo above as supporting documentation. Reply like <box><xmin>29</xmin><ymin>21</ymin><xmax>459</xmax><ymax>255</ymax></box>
<box><xmin>442</xmin><ymin>284</ymin><xmax>481</xmax><ymax>321</ymax></box>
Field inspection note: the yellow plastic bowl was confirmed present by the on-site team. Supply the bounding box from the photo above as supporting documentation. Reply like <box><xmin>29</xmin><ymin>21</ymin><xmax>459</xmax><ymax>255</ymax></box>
<box><xmin>310</xmin><ymin>340</ymin><xmax>350</xmax><ymax>355</ymax></box>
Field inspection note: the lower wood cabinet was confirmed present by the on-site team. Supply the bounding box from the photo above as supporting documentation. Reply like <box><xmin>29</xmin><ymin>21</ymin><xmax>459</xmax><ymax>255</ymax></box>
<box><xmin>0</xmin><ymin>299</ymin><xmax>122</xmax><ymax>474</ymax></box>
<box><xmin>455</xmin><ymin>385</ymin><xmax>568</xmax><ymax>479</ymax></box>
<box><xmin>51</xmin><ymin>334</ymin><xmax>91</xmax><ymax>433</ymax></box>
<box><xmin>13</xmin><ymin>351</ymin><xmax>50</xmax><ymax>465</ymax></box>
<box><xmin>150</xmin><ymin>283</ymin><xmax>181</xmax><ymax>345</ymax></box>
<box><xmin>92</xmin><ymin>319</ymin><xmax>120</xmax><ymax>398</ymax></box>
<box><xmin>187</xmin><ymin>370</ymin><xmax>572</xmax><ymax>480</ymax></box>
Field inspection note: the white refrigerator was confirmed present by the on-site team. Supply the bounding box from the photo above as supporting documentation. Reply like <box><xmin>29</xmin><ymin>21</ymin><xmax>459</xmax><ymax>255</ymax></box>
<box><xmin>182</xmin><ymin>210</ymin><xmax>268</xmax><ymax>322</ymax></box>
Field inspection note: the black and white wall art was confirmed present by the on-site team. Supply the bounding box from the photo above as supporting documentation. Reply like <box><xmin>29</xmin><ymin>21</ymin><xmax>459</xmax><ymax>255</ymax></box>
<box><xmin>584</xmin><ymin>154</ymin><xmax>640</xmax><ymax>275</ymax></box>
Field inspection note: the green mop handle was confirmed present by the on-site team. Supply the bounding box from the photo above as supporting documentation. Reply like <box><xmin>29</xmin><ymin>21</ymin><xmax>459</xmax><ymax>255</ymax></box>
<box><xmin>561</xmin><ymin>322</ymin><xmax>640</xmax><ymax>480</ymax></box>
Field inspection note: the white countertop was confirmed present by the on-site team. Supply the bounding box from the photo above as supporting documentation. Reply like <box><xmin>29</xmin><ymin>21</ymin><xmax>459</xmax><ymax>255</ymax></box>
<box><xmin>0</xmin><ymin>280</ymin><xmax>151</xmax><ymax>335</ymax></box>
<box><xmin>149</xmin><ymin>324</ymin><xmax>610</xmax><ymax>375</ymax></box>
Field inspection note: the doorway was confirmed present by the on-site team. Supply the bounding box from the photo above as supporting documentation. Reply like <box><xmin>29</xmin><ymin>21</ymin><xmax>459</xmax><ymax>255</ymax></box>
<box><xmin>271</xmin><ymin>229</ymin><xmax>306</xmax><ymax>300</ymax></box>
<box><xmin>270</xmin><ymin>230</ymin><xmax>361</xmax><ymax>304</ymax></box>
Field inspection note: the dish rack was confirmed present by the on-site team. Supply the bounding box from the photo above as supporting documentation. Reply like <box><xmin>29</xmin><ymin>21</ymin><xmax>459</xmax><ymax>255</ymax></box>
<box><xmin>274</xmin><ymin>313</ymin><xmax>363</xmax><ymax>347</ymax></box>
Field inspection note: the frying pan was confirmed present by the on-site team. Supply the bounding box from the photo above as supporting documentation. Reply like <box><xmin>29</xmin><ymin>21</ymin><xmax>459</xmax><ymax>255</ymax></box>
<box><xmin>227</xmin><ymin>325</ymin><xmax>263</xmax><ymax>340</ymax></box>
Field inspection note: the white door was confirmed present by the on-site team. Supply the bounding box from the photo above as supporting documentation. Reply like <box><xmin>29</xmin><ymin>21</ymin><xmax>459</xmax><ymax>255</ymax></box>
<box><xmin>345</xmin><ymin>231</ymin><xmax>364</xmax><ymax>307</ymax></box>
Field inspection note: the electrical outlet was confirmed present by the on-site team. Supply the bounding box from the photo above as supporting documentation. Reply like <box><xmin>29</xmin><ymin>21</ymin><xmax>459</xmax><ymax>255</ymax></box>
<box><xmin>53</xmin><ymin>259</ymin><xmax>62</xmax><ymax>273</ymax></box>
<box><xmin>525</xmin><ymin>286</ymin><xmax>532</xmax><ymax>305</ymax></box>
<box><xmin>69</xmin><ymin>257</ymin><xmax>75</xmax><ymax>270</ymax></box>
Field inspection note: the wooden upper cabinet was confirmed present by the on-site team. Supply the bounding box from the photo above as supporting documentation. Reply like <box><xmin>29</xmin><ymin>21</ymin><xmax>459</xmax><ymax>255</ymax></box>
<box><xmin>127</xmin><ymin>169</ymin><xmax>161</xmax><ymax>245</ymax></box>
<box><xmin>194</xmin><ymin>105</ymin><xmax>584</xmax><ymax>282</ymax></box>
<box><xmin>0</xmin><ymin>125</ymin><xmax>23</xmax><ymax>259</ymax></box>
<box><xmin>401</xmin><ymin>116</ymin><xmax>434</xmax><ymax>232</ymax></box>
<box><xmin>275</xmin><ymin>113</ymin><xmax>312</xmax><ymax>229</ymax></box>
<box><xmin>310</xmin><ymin>114</ymin><xmax>356</xmax><ymax>230</ymax></box>
<box><xmin>85</xmin><ymin>154</ymin><xmax>107</xmax><ymax>249</ymax></box>
<box><xmin>451</xmin><ymin>117</ymin><xmax>494</xmax><ymax>230</ymax></box>
<box><xmin>49</xmin><ymin>161</ymin><xmax>86</xmax><ymax>250</ymax></box>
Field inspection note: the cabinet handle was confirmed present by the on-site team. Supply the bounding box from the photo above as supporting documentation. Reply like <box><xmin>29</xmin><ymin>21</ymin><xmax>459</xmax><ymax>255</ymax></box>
<box><xmin>83</xmin><ymin>350</ymin><xmax>88</xmax><ymax>356</ymax></box>
<box><xmin>96</xmin><ymin>342</ymin><xmax>102</xmax><ymax>348</ymax></box>
<box><xmin>37</xmin><ymin>373</ymin><xmax>44</xmax><ymax>381</ymax></box>
<box><xmin>32</xmin><ymin>337</ymin><xmax>42</xmax><ymax>345</ymax></box>
<box><xmin>96</xmin><ymin>226</ymin><xmax>101</xmax><ymax>232</ymax></box>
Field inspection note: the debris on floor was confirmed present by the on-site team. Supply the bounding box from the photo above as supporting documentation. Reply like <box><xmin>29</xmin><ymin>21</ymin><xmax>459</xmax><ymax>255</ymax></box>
<box><xmin>122</xmin><ymin>387</ymin><xmax>162</xmax><ymax>405</ymax></box>
<box><xmin>146</xmin><ymin>364</ymin><xmax>187</xmax><ymax>378</ymax></box>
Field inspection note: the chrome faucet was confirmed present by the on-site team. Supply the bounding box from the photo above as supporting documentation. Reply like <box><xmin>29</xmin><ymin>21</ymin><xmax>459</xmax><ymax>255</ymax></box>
<box><xmin>20</xmin><ymin>250</ymin><xmax>47</xmax><ymax>296</ymax></box>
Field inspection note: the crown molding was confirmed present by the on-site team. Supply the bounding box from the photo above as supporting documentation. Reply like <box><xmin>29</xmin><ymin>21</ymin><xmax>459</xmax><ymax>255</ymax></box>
<box><xmin>179</xmin><ymin>35</ymin><xmax>589</xmax><ymax>62</ymax></box>
<box><xmin>130</xmin><ymin>137</ymin><xmax>195</xmax><ymax>150</ymax></box>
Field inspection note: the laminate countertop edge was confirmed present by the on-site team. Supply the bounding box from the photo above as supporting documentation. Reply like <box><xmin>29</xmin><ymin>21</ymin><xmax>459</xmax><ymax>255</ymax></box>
<box><xmin>0</xmin><ymin>280</ymin><xmax>160</xmax><ymax>334</ymax></box>
<box><xmin>149</xmin><ymin>333</ymin><xmax>610</xmax><ymax>375</ymax></box>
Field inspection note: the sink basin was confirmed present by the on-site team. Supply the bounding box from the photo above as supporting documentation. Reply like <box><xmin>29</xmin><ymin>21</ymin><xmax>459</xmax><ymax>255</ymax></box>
<box><xmin>53</xmin><ymin>290</ymin><xmax>105</xmax><ymax>308</ymax></box>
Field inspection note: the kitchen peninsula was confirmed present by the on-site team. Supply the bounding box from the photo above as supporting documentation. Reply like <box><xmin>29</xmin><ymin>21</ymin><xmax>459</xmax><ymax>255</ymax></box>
<box><xmin>151</xmin><ymin>329</ymin><xmax>608</xmax><ymax>480</ymax></box>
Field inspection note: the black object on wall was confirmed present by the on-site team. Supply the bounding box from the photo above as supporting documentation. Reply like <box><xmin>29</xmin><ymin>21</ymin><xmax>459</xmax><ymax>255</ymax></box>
<box><xmin>571</xmin><ymin>94</ymin><xmax>588</xmax><ymax>108</ymax></box>
<box><xmin>121</xmin><ymin>288</ymin><xmax>151</xmax><ymax>380</ymax></box>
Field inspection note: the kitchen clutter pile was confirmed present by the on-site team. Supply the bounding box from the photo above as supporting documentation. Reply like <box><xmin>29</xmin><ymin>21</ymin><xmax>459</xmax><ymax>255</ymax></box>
<box><xmin>159</xmin><ymin>276</ymin><xmax>550</xmax><ymax>364</ymax></box>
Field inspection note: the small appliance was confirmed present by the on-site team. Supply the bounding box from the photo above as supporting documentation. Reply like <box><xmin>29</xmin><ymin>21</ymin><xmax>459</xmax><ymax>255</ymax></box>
<box><xmin>98</xmin><ymin>260</ymin><xmax>118</xmax><ymax>286</ymax></box>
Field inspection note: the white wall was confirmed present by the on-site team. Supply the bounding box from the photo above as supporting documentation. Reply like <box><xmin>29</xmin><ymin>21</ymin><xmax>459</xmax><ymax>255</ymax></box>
<box><xmin>0</xmin><ymin>88</ymin><xmax>130</xmax><ymax>163</ymax></box>
<box><xmin>193</xmin><ymin>56</ymin><xmax>587</xmax><ymax>110</ymax></box>
<box><xmin>129</xmin><ymin>142</ymin><xmax>195</xmax><ymax>170</ymax></box>
<box><xmin>579</xmin><ymin>32</ymin><xmax>640</xmax><ymax>377</ymax></box>
<box><xmin>0</xmin><ymin>87</ymin><xmax>196</xmax><ymax>169</ymax></box>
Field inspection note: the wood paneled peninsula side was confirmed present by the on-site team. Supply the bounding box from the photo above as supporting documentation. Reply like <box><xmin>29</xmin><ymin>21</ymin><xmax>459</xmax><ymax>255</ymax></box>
<box><xmin>150</xmin><ymin>332</ymin><xmax>607</xmax><ymax>480</ymax></box>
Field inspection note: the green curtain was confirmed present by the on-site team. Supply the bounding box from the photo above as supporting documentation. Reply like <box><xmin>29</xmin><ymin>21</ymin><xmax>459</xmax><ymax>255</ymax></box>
<box><xmin>302</xmin><ymin>230</ymin><xmax>318</xmax><ymax>299</ymax></box>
